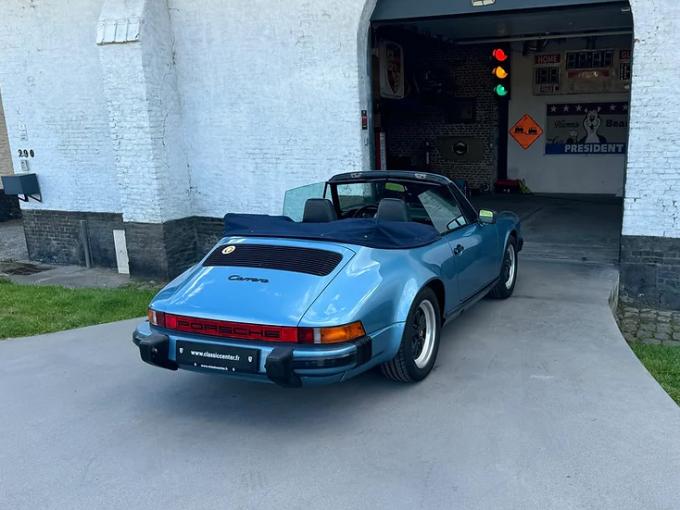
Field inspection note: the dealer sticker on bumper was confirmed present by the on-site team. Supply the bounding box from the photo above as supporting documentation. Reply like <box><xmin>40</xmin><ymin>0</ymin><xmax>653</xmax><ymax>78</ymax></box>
<box><xmin>176</xmin><ymin>341</ymin><xmax>260</xmax><ymax>374</ymax></box>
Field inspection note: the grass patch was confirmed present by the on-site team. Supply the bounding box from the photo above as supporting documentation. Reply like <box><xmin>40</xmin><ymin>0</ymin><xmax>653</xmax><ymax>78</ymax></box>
<box><xmin>630</xmin><ymin>343</ymin><xmax>680</xmax><ymax>405</ymax></box>
<box><xmin>0</xmin><ymin>278</ymin><xmax>159</xmax><ymax>339</ymax></box>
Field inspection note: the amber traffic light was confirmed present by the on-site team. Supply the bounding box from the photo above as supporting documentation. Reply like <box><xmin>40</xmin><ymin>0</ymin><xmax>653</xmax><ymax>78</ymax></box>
<box><xmin>492</xmin><ymin>66</ymin><xmax>509</xmax><ymax>79</ymax></box>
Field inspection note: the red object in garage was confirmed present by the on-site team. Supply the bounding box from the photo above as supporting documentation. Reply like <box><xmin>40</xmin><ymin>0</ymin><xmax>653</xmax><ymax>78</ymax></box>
<box><xmin>495</xmin><ymin>179</ymin><xmax>522</xmax><ymax>194</ymax></box>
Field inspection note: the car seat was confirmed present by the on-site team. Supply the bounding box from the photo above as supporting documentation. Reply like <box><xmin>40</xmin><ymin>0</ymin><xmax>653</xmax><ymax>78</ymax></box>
<box><xmin>376</xmin><ymin>198</ymin><xmax>409</xmax><ymax>222</ymax></box>
<box><xmin>302</xmin><ymin>198</ymin><xmax>337</xmax><ymax>223</ymax></box>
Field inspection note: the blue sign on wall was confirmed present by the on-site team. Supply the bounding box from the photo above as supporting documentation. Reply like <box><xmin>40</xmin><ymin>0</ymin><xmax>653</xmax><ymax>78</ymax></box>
<box><xmin>545</xmin><ymin>102</ymin><xmax>629</xmax><ymax>155</ymax></box>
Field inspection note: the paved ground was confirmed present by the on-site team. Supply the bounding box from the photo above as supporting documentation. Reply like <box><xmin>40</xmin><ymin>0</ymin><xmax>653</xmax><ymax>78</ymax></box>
<box><xmin>472</xmin><ymin>195</ymin><xmax>622</xmax><ymax>265</ymax></box>
<box><xmin>0</xmin><ymin>261</ymin><xmax>132</xmax><ymax>288</ymax></box>
<box><xmin>0</xmin><ymin>219</ymin><xmax>28</xmax><ymax>261</ymax></box>
<box><xmin>1</xmin><ymin>259</ymin><xmax>679</xmax><ymax>510</ymax></box>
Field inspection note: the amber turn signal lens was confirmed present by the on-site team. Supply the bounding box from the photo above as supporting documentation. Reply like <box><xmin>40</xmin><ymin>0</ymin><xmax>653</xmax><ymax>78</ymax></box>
<box><xmin>317</xmin><ymin>322</ymin><xmax>366</xmax><ymax>344</ymax></box>
<box><xmin>147</xmin><ymin>308</ymin><xmax>165</xmax><ymax>328</ymax></box>
<box><xmin>298</xmin><ymin>322</ymin><xmax>367</xmax><ymax>344</ymax></box>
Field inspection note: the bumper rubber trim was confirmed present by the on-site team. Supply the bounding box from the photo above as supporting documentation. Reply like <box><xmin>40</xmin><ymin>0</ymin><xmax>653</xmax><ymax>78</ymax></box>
<box><xmin>266</xmin><ymin>337</ymin><xmax>373</xmax><ymax>387</ymax></box>
<box><xmin>354</xmin><ymin>336</ymin><xmax>372</xmax><ymax>365</ymax></box>
<box><xmin>292</xmin><ymin>353</ymin><xmax>355</xmax><ymax>369</ymax></box>
<box><xmin>265</xmin><ymin>347</ymin><xmax>302</xmax><ymax>388</ymax></box>
<box><xmin>134</xmin><ymin>332</ymin><xmax>178</xmax><ymax>371</ymax></box>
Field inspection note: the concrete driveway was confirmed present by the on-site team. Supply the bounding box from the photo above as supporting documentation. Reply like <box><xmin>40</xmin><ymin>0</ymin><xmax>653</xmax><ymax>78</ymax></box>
<box><xmin>1</xmin><ymin>260</ymin><xmax>679</xmax><ymax>510</ymax></box>
<box><xmin>472</xmin><ymin>195</ymin><xmax>623</xmax><ymax>265</ymax></box>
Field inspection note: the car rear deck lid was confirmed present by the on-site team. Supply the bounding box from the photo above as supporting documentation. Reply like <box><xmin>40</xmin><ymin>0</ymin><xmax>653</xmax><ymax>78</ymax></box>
<box><xmin>203</xmin><ymin>244</ymin><xmax>343</xmax><ymax>277</ymax></box>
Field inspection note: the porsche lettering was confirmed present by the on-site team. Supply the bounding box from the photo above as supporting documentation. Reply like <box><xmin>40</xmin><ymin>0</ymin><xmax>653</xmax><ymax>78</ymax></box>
<box><xmin>175</xmin><ymin>319</ymin><xmax>281</xmax><ymax>339</ymax></box>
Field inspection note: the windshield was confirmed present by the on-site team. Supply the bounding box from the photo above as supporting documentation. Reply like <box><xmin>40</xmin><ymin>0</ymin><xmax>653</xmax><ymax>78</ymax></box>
<box><xmin>283</xmin><ymin>178</ymin><xmax>471</xmax><ymax>234</ymax></box>
<box><xmin>328</xmin><ymin>180</ymin><xmax>469</xmax><ymax>233</ymax></box>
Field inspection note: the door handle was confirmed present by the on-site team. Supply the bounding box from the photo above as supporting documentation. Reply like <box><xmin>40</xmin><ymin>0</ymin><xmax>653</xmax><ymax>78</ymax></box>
<box><xmin>454</xmin><ymin>244</ymin><xmax>465</xmax><ymax>256</ymax></box>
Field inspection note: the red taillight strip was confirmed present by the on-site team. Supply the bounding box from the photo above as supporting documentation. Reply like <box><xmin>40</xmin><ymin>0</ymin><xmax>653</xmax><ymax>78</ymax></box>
<box><xmin>163</xmin><ymin>313</ymin><xmax>303</xmax><ymax>343</ymax></box>
<box><xmin>150</xmin><ymin>309</ymin><xmax>364</xmax><ymax>345</ymax></box>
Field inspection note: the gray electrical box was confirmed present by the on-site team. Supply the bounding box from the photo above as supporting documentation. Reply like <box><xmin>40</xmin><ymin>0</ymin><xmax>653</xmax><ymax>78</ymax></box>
<box><xmin>1</xmin><ymin>173</ymin><xmax>41</xmax><ymax>201</ymax></box>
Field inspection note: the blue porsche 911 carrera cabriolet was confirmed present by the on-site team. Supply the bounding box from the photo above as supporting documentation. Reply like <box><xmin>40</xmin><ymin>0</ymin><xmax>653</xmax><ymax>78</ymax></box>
<box><xmin>133</xmin><ymin>171</ymin><xmax>522</xmax><ymax>386</ymax></box>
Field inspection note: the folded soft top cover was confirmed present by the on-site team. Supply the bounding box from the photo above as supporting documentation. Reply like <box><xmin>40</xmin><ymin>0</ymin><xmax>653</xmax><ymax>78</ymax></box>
<box><xmin>223</xmin><ymin>214</ymin><xmax>440</xmax><ymax>250</ymax></box>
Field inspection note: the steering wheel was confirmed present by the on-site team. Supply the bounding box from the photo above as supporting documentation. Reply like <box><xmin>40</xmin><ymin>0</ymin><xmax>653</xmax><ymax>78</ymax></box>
<box><xmin>352</xmin><ymin>204</ymin><xmax>379</xmax><ymax>219</ymax></box>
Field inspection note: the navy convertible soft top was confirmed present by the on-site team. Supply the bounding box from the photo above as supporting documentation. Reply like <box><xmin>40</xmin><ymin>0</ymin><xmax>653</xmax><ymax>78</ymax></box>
<box><xmin>223</xmin><ymin>214</ymin><xmax>440</xmax><ymax>250</ymax></box>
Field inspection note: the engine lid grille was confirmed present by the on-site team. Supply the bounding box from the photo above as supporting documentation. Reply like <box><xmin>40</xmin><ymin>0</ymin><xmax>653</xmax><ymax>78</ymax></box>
<box><xmin>203</xmin><ymin>244</ymin><xmax>343</xmax><ymax>276</ymax></box>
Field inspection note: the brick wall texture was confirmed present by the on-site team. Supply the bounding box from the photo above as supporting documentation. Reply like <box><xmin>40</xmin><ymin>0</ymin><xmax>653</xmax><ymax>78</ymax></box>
<box><xmin>22</xmin><ymin>210</ymin><xmax>123</xmax><ymax>267</ymax></box>
<box><xmin>0</xmin><ymin>0</ymin><xmax>120</xmax><ymax>214</ymax></box>
<box><xmin>624</xmin><ymin>0</ymin><xmax>680</xmax><ymax>239</ymax></box>
<box><xmin>98</xmin><ymin>0</ymin><xmax>192</xmax><ymax>224</ymax></box>
<box><xmin>166</xmin><ymin>0</ymin><xmax>372</xmax><ymax>218</ymax></box>
<box><xmin>379</xmin><ymin>31</ymin><xmax>499</xmax><ymax>190</ymax></box>
<box><xmin>620</xmin><ymin>236</ymin><xmax>680</xmax><ymax>310</ymax></box>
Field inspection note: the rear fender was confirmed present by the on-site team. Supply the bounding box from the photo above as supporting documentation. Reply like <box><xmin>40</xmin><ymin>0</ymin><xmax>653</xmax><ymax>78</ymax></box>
<box><xmin>299</xmin><ymin>245</ymin><xmax>444</xmax><ymax>359</ymax></box>
<box><xmin>496</xmin><ymin>212</ymin><xmax>522</xmax><ymax>264</ymax></box>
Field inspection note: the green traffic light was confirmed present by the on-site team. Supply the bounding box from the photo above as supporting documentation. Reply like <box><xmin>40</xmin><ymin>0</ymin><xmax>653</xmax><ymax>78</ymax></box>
<box><xmin>494</xmin><ymin>84</ymin><xmax>509</xmax><ymax>97</ymax></box>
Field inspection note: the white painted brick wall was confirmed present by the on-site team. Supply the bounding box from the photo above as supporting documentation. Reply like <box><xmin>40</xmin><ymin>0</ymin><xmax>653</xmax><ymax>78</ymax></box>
<box><xmin>0</xmin><ymin>0</ymin><xmax>120</xmax><ymax>213</ymax></box>
<box><xmin>624</xmin><ymin>0</ymin><xmax>680</xmax><ymax>238</ymax></box>
<box><xmin>168</xmin><ymin>0</ymin><xmax>374</xmax><ymax>217</ymax></box>
<box><xmin>98</xmin><ymin>0</ymin><xmax>192</xmax><ymax>223</ymax></box>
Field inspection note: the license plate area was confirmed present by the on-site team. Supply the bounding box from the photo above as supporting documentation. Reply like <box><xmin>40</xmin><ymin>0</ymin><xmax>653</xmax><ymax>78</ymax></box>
<box><xmin>176</xmin><ymin>341</ymin><xmax>260</xmax><ymax>374</ymax></box>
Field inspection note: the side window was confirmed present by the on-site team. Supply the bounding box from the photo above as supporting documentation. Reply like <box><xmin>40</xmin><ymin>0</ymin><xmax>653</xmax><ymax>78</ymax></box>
<box><xmin>450</xmin><ymin>184</ymin><xmax>478</xmax><ymax>223</ymax></box>
<box><xmin>417</xmin><ymin>187</ymin><xmax>469</xmax><ymax>234</ymax></box>
<box><xmin>283</xmin><ymin>182</ymin><xmax>325</xmax><ymax>221</ymax></box>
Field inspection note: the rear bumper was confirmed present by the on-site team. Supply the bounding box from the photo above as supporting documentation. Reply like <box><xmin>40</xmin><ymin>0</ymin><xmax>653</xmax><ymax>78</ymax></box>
<box><xmin>132</xmin><ymin>322</ymin><xmax>375</xmax><ymax>387</ymax></box>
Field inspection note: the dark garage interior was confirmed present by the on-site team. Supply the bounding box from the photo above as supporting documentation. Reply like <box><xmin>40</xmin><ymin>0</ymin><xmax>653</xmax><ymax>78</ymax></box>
<box><xmin>369</xmin><ymin>0</ymin><xmax>634</xmax><ymax>264</ymax></box>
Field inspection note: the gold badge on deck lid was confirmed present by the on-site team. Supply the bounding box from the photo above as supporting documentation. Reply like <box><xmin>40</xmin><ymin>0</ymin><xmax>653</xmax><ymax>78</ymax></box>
<box><xmin>222</xmin><ymin>245</ymin><xmax>236</xmax><ymax>255</ymax></box>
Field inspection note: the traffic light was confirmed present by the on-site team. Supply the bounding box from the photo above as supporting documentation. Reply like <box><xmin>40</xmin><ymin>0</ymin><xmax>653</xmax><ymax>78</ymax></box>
<box><xmin>491</xmin><ymin>47</ymin><xmax>511</xmax><ymax>98</ymax></box>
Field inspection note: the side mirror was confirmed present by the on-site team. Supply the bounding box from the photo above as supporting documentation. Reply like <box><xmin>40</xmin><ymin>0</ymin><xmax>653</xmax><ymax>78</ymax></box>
<box><xmin>478</xmin><ymin>209</ymin><xmax>496</xmax><ymax>225</ymax></box>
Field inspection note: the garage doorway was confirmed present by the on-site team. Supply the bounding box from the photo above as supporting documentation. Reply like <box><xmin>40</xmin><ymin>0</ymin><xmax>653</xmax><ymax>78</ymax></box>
<box><xmin>368</xmin><ymin>1</ymin><xmax>634</xmax><ymax>264</ymax></box>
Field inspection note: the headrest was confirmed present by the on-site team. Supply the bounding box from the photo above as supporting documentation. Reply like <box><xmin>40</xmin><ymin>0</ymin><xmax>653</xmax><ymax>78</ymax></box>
<box><xmin>302</xmin><ymin>198</ymin><xmax>337</xmax><ymax>223</ymax></box>
<box><xmin>377</xmin><ymin>198</ymin><xmax>409</xmax><ymax>222</ymax></box>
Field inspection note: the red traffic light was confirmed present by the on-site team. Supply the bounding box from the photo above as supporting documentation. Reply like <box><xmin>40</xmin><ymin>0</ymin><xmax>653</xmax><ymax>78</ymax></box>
<box><xmin>492</xmin><ymin>48</ymin><xmax>508</xmax><ymax>62</ymax></box>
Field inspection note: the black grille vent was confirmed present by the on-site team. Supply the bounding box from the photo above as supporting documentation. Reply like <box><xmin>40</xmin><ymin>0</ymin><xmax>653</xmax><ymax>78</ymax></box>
<box><xmin>204</xmin><ymin>245</ymin><xmax>343</xmax><ymax>276</ymax></box>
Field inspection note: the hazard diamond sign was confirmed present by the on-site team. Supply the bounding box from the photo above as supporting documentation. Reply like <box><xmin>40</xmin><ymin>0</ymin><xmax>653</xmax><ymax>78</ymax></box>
<box><xmin>510</xmin><ymin>114</ymin><xmax>543</xmax><ymax>150</ymax></box>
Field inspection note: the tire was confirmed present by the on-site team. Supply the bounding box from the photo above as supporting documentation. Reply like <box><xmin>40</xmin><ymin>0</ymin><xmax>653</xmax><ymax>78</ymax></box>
<box><xmin>488</xmin><ymin>236</ymin><xmax>518</xmax><ymax>299</ymax></box>
<box><xmin>381</xmin><ymin>287</ymin><xmax>441</xmax><ymax>383</ymax></box>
